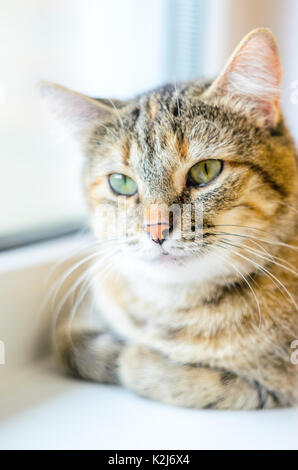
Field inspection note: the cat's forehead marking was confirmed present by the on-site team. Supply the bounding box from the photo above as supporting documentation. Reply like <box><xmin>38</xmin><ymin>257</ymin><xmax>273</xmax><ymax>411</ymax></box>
<box><xmin>121</xmin><ymin>137</ymin><xmax>131</xmax><ymax>166</ymax></box>
<box><xmin>110</xmin><ymin>85</ymin><xmax>252</xmax><ymax>192</ymax></box>
<box><xmin>125</xmin><ymin>132</ymin><xmax>187</xmax><ymax>201</ymax></box>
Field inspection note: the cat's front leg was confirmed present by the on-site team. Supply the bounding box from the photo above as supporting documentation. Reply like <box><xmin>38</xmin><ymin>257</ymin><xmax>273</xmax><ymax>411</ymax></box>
<box><xmin>55</xmin><ymin>327</ymin><xmax>123</xmax><ymax>384</ymax></box>
<box><xmin>119</xmin><ymin>345</ymin><xmax>282</xmax><ymax>410</ymax></box>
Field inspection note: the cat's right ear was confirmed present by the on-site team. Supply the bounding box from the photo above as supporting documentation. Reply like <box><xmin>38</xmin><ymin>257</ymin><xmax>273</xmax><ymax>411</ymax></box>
<box><xmin>202</xmin><ymin>28</ymin><xmax>282</xmax><ymax>128</ymax></box>
<box><xmin>39</xmin><ymin>82</ymin><xmax>116</xmax><ymax>141</ymax></box>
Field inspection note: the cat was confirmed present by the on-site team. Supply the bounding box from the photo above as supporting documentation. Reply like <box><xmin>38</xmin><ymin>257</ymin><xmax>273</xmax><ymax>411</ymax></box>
<box><xmin>41</xmin><ymin>28</ymin><xmax>298</xmax><ymax>409</ymax></box>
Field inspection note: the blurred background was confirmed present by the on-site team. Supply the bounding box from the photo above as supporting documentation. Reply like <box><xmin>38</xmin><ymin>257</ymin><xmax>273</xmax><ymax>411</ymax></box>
<box><xmin>1</xmin><ymin>1</ymin><xmax>298</xmax><ymax>450</ymax></box>
<box><xmin>1</xmin><ymin>0</ymin><xmax>298</xmax><ymax>249</ymax></box>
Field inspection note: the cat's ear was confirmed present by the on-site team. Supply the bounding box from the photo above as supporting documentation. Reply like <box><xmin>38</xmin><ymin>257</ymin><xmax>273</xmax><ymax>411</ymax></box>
<box><xmin>39</xmin><ymin>82</ymin><xmax>120</xmax><ymax>140</ymax></box>
<box><xmin>203</xmin><ymin>28</ymin><xmax>282</xmax><ymax>127</ymax></box>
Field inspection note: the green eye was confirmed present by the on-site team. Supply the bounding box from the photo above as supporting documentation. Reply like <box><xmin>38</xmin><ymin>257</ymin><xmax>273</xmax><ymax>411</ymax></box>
<box><xmin>108</xmin><ymin>173</ymin><xmax>137</xmax><ymax>196</ymax></box>
<box><xmin>187</xmin><ymin>160</ymin><xmax>222</xmax><ymax>187</ymax></box>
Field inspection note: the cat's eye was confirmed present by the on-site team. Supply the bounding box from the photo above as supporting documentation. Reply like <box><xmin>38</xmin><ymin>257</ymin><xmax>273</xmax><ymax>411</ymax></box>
<box><xmin>187</xmin><ymin>159</ymin><xmax>223</xmax><ymax>187</ymax></box>
<box><xmin>108</xmin><ymin>173</ymin><xmax>138</xmax><ymax>196</ymax></box>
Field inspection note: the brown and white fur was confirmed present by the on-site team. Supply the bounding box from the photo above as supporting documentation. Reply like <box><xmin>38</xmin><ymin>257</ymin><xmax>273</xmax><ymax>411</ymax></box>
<box><xmin>41</xmin><ymin>28</ymin><xmax>298</xmax><ymax>409</ymax></box>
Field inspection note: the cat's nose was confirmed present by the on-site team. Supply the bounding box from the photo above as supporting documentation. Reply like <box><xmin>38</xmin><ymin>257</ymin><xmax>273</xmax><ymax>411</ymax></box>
<box><xmin>144</xmin><ymin>223</ymin><xmax>170</xmax><ymax>245</ymax></box>
<box><xmin>143</xmin><ymin>206</ymin><xmax>172</xmax><ymax>245</ymax></box>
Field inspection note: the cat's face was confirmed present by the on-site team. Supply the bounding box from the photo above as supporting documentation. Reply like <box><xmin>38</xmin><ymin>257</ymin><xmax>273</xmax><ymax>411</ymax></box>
<box><xmin>84</xmin><ymin>91</ymin><xmax>297</xmax><ymax>283</ymax></box>
<box><xmin>41</xmin><ymin>28</ymin><xmax>298</xmax><ymax>284</ymax></box>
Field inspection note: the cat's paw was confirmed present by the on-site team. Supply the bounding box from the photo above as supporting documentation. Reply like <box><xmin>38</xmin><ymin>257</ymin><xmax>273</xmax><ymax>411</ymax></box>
<box><xmin>56</xmin><ymin>330</ymin><xmax>124</xmax><ymax>384</ymax></box>
<box><xmin>118</xmin><ymin>344</ymin><xmax>172</xmax><ymax>400</ymax></box>
<box><xmin>117</xmin><ymin>344</ymin><xmax>273</xmax><ymax>409</ymax></box>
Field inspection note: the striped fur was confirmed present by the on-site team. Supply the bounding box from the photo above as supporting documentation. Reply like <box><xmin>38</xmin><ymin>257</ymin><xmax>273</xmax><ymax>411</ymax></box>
<box><xmin>45</xmin><ymin>29</ymin><xmax>298</xmax><ymax>409</ymax></box>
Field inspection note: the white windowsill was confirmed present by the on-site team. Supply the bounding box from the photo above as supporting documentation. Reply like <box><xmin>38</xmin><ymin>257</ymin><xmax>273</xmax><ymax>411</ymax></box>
<box><xmin>0</xmin><ymin>236</ymin><xmax>297</xmax><ymax>450</ymax></box>
<box><xmin>0</xmin><ymin>359</ymin><xmax>297</xmax><ymax>450</ymax></box>
<box><xmin>0</xmin><ymin>233</ymin><xmax>93</xmax><ymax>273</ymax></box>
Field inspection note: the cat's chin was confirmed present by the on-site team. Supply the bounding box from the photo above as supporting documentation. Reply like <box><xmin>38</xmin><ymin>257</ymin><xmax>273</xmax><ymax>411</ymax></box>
<box><xmin>134</xmin><ymin>247</ymin><xmax>196</xmax><ymax>267</ymax></box>
<box><xmin>115</xmin><ymin>248</ymin><xmax>231</xmax><ymax>284</ymax></box>
<box><xmin>149</xmin><ymin>252</ymin><xmax>192</xmax><ymax>266</ymax></box>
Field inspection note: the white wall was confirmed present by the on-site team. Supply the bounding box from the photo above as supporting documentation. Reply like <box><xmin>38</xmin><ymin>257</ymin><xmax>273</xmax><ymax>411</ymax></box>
<box><xmin>203</xmin><ymin>0</ymin><xmax>298</xmax><ymax>142</ymax></box>
<box><xmin>0</xmin><ymin>0</ymin><xmax>166</xmax><ymax>237</ymax></box>
<box><xmin>1</xmin><ymin>0</ymin><xmax>297</xmax><ymax>238</ymax></box>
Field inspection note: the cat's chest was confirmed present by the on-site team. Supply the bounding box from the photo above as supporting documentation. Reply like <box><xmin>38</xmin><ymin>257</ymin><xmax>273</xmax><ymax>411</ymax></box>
<box><xmin>93</xmin><ymin>272</ymin><xmax>252</xmax><ymax>365</ymax></box>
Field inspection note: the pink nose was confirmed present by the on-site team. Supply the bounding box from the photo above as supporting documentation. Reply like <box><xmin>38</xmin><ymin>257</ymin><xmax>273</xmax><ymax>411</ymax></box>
<box><xmin>144</xmin><ymin>222</ymin><xmax>170</xmax><ymax>244</ymax></box>
<box><xmin>143</xmin><ymin>206</ymin><xmax>170</xmax><ymax>244</ymax></box>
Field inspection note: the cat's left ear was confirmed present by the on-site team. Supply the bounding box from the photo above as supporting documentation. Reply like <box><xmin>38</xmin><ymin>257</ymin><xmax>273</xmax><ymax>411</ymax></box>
<box><xmin>39</xmin><ymin>82</ymin><xmax>125</xmax><ymax>141</ymax></box>
<box><xmin>203</xmin><ymin>28</ymin><xmax>282</xmax><ymax>127</ymax></box>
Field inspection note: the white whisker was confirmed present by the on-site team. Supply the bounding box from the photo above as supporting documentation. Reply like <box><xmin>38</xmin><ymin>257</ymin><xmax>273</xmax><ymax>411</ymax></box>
<box><xmin>214</xmin><ymin>244</ymin><xmax>262</xmax><ymax>327</ymax></box>
<box><xmin>220</xmin><ymin>238</ymin><xmax>298</xmax><ymax>277</ymax></box>
<box><xmin>219</xmin><ymin>242</ymin><xmax>298</xmax><ymax>311</ymax></box>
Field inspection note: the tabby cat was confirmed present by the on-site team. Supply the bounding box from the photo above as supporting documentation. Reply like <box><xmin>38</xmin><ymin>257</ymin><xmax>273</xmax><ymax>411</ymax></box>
<box><xmin>41</xmin><ymin>28</ymin><xmax>298</xmax><ymax>409</ymax></box>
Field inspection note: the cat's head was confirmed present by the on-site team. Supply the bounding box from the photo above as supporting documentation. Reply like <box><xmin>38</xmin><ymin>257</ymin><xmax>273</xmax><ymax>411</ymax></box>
<box><xmin>41</xmin><ymin>28</ymin><xmax>298</xmax><ymax>284</ymax></box>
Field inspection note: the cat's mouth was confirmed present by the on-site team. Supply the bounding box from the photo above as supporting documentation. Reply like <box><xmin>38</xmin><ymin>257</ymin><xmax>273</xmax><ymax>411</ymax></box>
<box><xmin>150</xmin><ymin>250</ymin><xmax>193</xmax><ymax>266</ymax></box>
<box><xmin>124</xmin><ymin>238</ymin><xmax>199</xmax><ymax>267</ymax></box>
